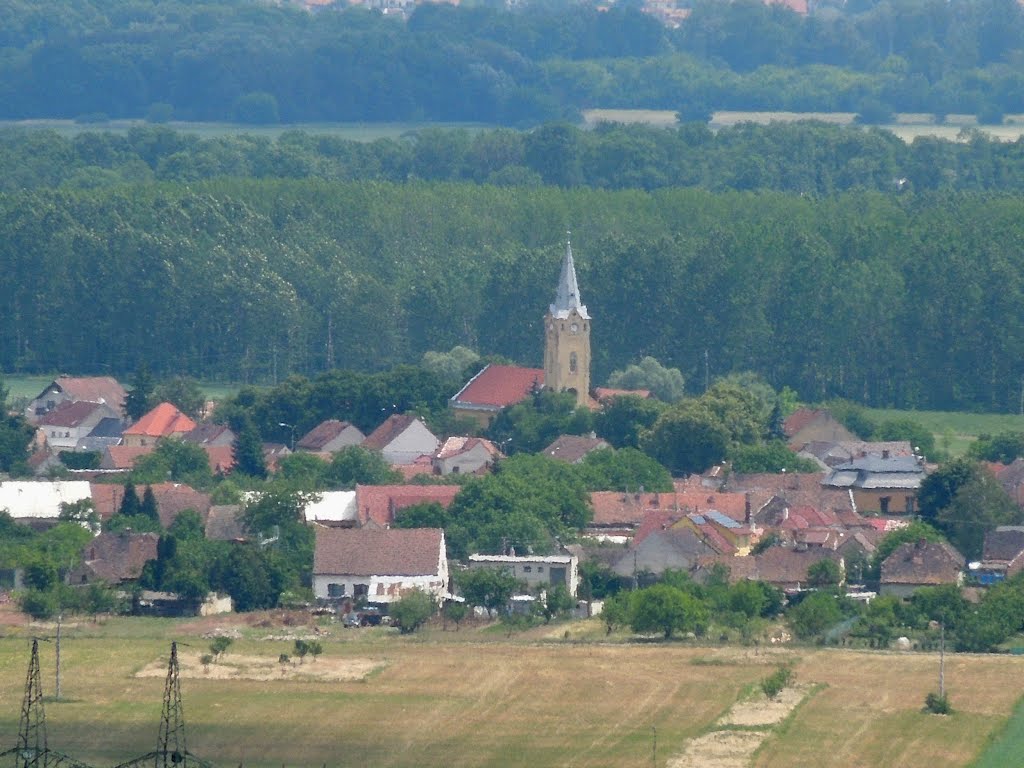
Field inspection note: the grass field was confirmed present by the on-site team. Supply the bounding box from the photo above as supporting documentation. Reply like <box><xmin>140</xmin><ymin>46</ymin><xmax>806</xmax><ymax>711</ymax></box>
<box><xmin>0</xmin><ymin>120</ymin><xmax>495</xmax><ymax>141</ymax></box>
<box><xmin>863</xmin><ymin>408</ymin><xmax>1024</xmax><ymax>457</ymax></box>
<box><xmin>582</xmin><ymin>109</ymin><xmax>1024</xmax><ymax>143</ymax></box>
<box><xmin>1</xmin><ymin>375</ymin><xmax>241</xmax><ymax>404</ymax></box>
<box><xmin>0</xmin><ymin>612</ymin><xmax>1023</xmax><ymax>768</ymax></box>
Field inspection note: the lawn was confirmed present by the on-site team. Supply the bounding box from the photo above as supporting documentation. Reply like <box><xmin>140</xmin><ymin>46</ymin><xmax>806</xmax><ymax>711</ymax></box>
<box><xmin>862</xmin><ymin>407</ymin><xmax>1024</xmax><ymax>457</ymax></box>
<box><xmin>0</xmin><ymin>614</ymin><xmax>1023</xmax><ymax>768</ymax></box>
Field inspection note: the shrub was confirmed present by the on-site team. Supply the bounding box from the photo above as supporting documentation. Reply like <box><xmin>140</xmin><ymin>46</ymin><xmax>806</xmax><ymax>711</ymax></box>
<box><xmin>761</xmin><ymin>663</ymin><xmax>795</xmax><ymax>700</ymax></box>
<box><xmin>924</xmin><ymin>691</ymin><xmax>951</xmax><ymax>714</ymax></box>
<box><xmin>391</xmin><ymin>589</ymin><xmax>436</xmax><ymax>635</ymax></box>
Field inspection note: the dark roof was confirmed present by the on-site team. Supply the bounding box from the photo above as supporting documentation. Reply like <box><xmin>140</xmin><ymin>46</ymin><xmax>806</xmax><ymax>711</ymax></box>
<box><xmin>363</xmin><ymin>414</ymin><xmax>420</xmax><ymax>451</ymax></box>
<box><xmin>313</xmin><ymin>527</ymin><xmax>445</xmax><ymax>577</ymax></box>
<box><xmin>205</xmin><ymin>505</ymin><xmax>247</xmax><ymax>541</ymax></box>
<box><xmin>983</xmin><ymin>527</ymin><xmax>1024</xmax><ymax>563</ymax></box>
<box><xmin>880</xmin><ymin>540</ymin><xmax>965</xmax><ymax>585</ymax></box>
<box><xmin>37</xmin><ymin>400</ymin><xmax>107</xmax><ymax>428</ymax></box>
<box><xmin>77</xmin><ymin>532</ymin><xmax>159</xmax><ymax>582</ymax></box>
<box><xmin>87</xmin><ymin>417</ymin><xmax>125</xmax><ymax>438</ymax></box>
<box><xmin>543</xmin><ymin>435</ymin><xmax>610</xmax><ymax>463</ymax></box>
<box><xmin>450</xmin><ymin>364</ymin><xmax>545</xmax><ymax>411</ymax></box>
<box><xmin>296</xmin><ymin>420</ymin><xmax>361</xmax><ymax>451</ymax></box>
<box><xmin>182</xmin><ymin>422</ymin><xmax>234</xmax><ymax>446</ymax></box>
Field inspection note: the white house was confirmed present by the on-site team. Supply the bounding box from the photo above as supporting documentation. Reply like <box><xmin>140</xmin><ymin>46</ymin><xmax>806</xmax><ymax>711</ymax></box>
<box><xmin>37</xmin><ymin>401</ymin><xmax>121</xmax><ymax>451</ymax></box>
<box><xmin>432</xmin><ymin>436</ymin><xmax>502</xmax><ymax>476</ymax></box>
<box><xmin>302</xmin><ymin>491</ymin><xmax>358</xmax><ymax>526</ymax></box>
<box><xmin>468</xmin><ymin>553</ymin><xmax>580</xmax><ymax>597</ymax></box>
<box><xmin>296</xmin><ymin>420</ymin><xmax>365</xmax><ymax>454</ymax></box>
<box><xmin>312</xmin><ymin>526</ymin><xmax>448</xmax><ymax>603</ymax></box>
<box><xmin>0</xmin><ymin>481</ymin><xmax>93</xmax><ymax>526</ymax></box>
<box><xmin>362</xmin><ymin>414</ymin><xmax>440</xmax><ymax>466</ymax></box>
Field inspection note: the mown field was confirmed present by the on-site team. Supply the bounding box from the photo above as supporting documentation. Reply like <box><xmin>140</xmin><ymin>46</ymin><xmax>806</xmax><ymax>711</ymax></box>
<box><xmin>0</xmin><ymin>612</ymin><xmax>1022</xmax><ymax>768</ymax></box>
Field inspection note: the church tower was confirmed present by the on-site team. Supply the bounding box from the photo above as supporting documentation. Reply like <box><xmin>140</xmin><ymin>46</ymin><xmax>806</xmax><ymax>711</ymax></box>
<box><xmin>544</xmin><ymin>235</ymin><xmax>591</xmax><ymax>406</ymax></box>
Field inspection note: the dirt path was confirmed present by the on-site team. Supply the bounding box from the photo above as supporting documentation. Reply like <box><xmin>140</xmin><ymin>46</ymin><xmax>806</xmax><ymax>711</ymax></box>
<box><xmin>666</xmin><ymin>684</ymin><xmax>813</xmax><ymax>768</ymax></box>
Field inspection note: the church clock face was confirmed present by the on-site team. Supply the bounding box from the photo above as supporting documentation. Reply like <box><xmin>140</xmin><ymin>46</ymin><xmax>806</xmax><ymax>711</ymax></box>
<box><xmin>570</xmin><ymin>322</ymin><xmax>579</xmax><ymax>333</ymax></box>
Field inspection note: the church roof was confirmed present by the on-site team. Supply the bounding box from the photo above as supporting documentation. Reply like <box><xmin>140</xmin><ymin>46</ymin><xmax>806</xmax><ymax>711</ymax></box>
<box><xmin>450</xmin><ymin>364</ymin><xmax>544</xmax><ymax>412</ymax></box>
<box><xmin>550</xmin><ymin>238</ymin><xmax>590</xmax><ymax>320</ymax></box>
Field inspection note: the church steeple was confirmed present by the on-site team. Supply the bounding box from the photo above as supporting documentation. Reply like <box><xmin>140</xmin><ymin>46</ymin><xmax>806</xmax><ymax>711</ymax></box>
<box><xmin>544</xmin><ymin>233</ymin><xmax>591</xmax><ymax>406</ymax></box>
<box><xmin>550</xmin><ymin>235</ymin><xmax>590</xmax><ymax>320</ymax></box>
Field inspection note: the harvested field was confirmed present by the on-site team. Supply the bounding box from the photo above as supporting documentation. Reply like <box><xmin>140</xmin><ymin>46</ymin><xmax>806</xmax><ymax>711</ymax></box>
<box><xmin>0</xmin><ymin>617</ymin><xmax>1020</xmax><ymax>767</ymax></box>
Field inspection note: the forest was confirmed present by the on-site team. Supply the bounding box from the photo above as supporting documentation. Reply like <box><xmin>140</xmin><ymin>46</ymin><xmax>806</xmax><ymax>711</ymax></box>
<box><xmin>4</xmin><ymin>0</ymin><xmax>1024</xmax><ymax>123</ymax></box>
<box><xmin>3</xmin><ymin>175</ymin><xmax>1024</xmax><ymax>413</ymax></box>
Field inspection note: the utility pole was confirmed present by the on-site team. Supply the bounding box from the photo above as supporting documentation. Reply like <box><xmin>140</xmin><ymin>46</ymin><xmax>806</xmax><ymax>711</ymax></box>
<box><xmin>55</xmin><ymin>614</ymin><xmax>62</xmax><ymax>701</ymax></box>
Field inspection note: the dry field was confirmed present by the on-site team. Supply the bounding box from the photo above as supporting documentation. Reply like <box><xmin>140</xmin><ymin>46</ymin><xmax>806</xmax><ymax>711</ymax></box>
<box><xmin>0</xmin><ymin>616</ymin><xmax>1021</xmax><ymax>767</ymax></box>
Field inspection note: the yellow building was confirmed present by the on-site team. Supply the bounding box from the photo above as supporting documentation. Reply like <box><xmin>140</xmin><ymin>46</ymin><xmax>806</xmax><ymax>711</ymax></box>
<box><xmin>543</xmin><ymin>236</ymin><xmax>591</xmax><ymax>407</ymax></box>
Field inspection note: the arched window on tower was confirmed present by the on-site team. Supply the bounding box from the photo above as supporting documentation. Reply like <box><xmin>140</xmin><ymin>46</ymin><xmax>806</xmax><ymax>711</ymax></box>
<box><xmin>570</xmin><ymin>352</ymin><xmax>578</xmax><ymax>374</ymax></box>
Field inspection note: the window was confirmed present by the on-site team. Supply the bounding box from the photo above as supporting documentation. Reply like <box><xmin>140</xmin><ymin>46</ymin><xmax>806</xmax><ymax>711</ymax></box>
<box><xmin>879</xmin><ymin>497</ymin><xmax>890</xmax><ymax>515</ymax></box>
<box><xmin>327</xmin><ymin>583</ymin><xmax>345</xmax><ymax>597</ymax></box>
<box><xmin>537</xmin><ymin>566</ymin><xmax>544</xmax><ymax>573</ymax></box>
<box><xmin>522</xmin><ymin>566</ymin><xmax>532</xmax><ymax>573</ymax></box>
<box><xmin>569</xmin><ymin>352</ymin><xmax>578</xmax><ymax>374</ymax></box>
<box><xmin>354</xmin><ymin>583</ymin><xmax>369</xmax><ymax>598</ymax></box>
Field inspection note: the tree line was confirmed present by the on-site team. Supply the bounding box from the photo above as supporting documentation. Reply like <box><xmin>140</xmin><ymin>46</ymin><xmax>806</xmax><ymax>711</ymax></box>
<box><xmin>4</xmin><ymin>180</ymin><xmax>1024</xmax><ymax>412</ymax></box>
<box><xmin>14</xmin><ymin>122</ymin><xmax>1024</xmax><ymax>195</ymax></box>
<box><xmin>4</xmin><ymin>0</ymin><xmax>1024</xmax><ymax>124</ymax></box>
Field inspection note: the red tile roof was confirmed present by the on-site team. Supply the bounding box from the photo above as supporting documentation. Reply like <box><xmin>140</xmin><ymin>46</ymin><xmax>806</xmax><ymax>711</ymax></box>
<box><xmin>76</xmin><ymin>532</ymin><xmax>159</xmax><ymax>582</ymax></box>
<box><xmin>782</xmin><ymin>408</ymin><xmax>825</xmax><ymax>438</ymax></box>
<box><xmin>123</xmin><ymin>402</ymin><xmax>196</xmax><ymax>439</ymax></box>
<box><xmin>394</xmin><ymin>456</ymin><xmax>435</xmax><ymax>481</ymax></box>
<box><xmin>45</xmin><ymin>376</ymin><xmax>126</xmax><ymax>410</ymax></box>
<box><xmin>450</xmin><ymin>364</ymin><xmax>545</xmax><ymax>410</ymax></box>
<box><xmin>103</xmin><ymin>444</ymin><xmax>155</xmax><ymax>470</ymax></box>
<box><xmin>313</xmin><ymin>527</ymin><xmax>445</xmax><ymax>577</ymax></box>
<box><xmin>355</xmin><ymin>484</ymin><xmax>461</xmax><ymax>527</ymax></box>
<box><xmin>589</xmin><ymin>490</ymin><xmax>749</xmax><ymax>528</ymax></box>
<box><xmin>90</xmin><ymin>481</ymin><xmax>212</xmax><ymax>527</ymax></box>
<box><xmin>204</xmin><ymin>445</ymin><xmax>236</xmax><ymax>475</ymax></box>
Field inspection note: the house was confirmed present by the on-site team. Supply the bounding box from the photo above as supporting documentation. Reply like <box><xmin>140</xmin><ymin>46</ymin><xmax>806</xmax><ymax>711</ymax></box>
<box><xmin>205</xmin><ymin>505</ymin><xmax>247</xmax><ymax>542</ymax></box>
<box><xmin>783</xmin><ymin>408</ymin><xmax>856</xmax><ymax>451</ymax></box>
<box><xmin>586</xmin><ymin>489</ymin><xmax>750</xmax><ymax>541</ymax></box>
<box><xmin>302</xmin><ymin>490</ymin><xmax>358</xmax><ymax>526</ymax></box>
<box><xmin>976</xmin><ymin>526</ymin><xmax>1024</xmax><ymax>584</ymax></box>
<box><xmin>879</xmin><ymin>540</ymin><xmax>965</xmax><ymax>598</ymax></box>
<box><xmin>36</xmin><ymin>401</ymin><xmax>121</xmax><ymax>451</ymax></box>
<box><xmin>121</xmin><ymin>403</ymin><xmax>197</xmax><ymax>447</ymax></box>
<box><xmin>182</xmin><ymin>422</ymin><xmax>236</xmax><ymax>448</ymax></box>
<box><xmin>450</xmin><ymin>364</ymin><xmax>545</xmax><ymax>427</ymax></box>
<box><xmin>542</xmin><ymin>434</ymin><xmax>610</xmax><ymax>464</ymax></box>
<box><xmin>612</xmin><ymin>511</ymin><xmax>718</xmax><ymax>579</ymax></box>
<box><xmin>823</xmin><ymin>454</ymin><xmax>926</xmax><ymax>515</ymax></box>
<box><xmin>354</xmin><ymin>484</ymin><xmax>461</xmax><ymax>527</ymax></box>
<box><xmin>74</xmin><ymin>417</ymin><xmax>126</xmax><ymax>453</ymax></box>
<box><xmin>312</xmin><ymin>526</ymin><xmax>449</xmax><ymax>603</ymax></box>
<box><xmin>362</xmin><ymin>414</ymin><xmax>440</xmax><ymax>465</ymax></box>
<box><xmin>100</xmin><ymin>444</ymin><xmax>154</xmax><ymax>471</ymax></box>
<box><xmin>26</xmin><ymin>376</ymin><xmax>127</xmax><ymax>422</ymax></box>
<box><xmin>0</xmin><ymin>480</ymin><xmax>93</xmax><ymax>529</ymax></box>
<box><xmin>67</xmin><ymin>531</ymin><xmax>159</xmax><ymax>585</ymax></box>
<box><xmin>295</xmin><ymin>420</ymin><xmax>365</xmax><ymax>454</ymax></box>
<box><xmin>90</xmin><ymin>481</ymin><xmax>212</xmax><ymax>527</ymax></box>
<box><xmin>468</xmin><ymin>552</ymin><xmax>580</xmax><ymax>597</ymax></box>
<box><xmin>433</xmin><ymin>436</ymin><xmax>502</xmax><ymax>476</ymax></box>
<box><xmin>799</xmin><ymin>440</ymin><xmax>915</xmax><ymax>469</ymax></box>
<box><xmin>698</xmin><ymin>547</ymin><xmax>845</xmax><ymax>590</ymax></box>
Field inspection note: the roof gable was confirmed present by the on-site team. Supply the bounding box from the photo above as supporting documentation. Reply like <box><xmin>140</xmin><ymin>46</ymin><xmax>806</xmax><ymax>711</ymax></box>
<box><xmin>543</xmin><ymin>435</ymin><xmax>610</xmax><ymax>463</ymax></box>
<box><xmin>296</xmin><ymin>420</ymin><xmax>363</xmax><ymax>451</ymax></box>
<box><xmin>123</xmin><ymin>403</ymin><xmax>197</xmax><ymax>438</ymax></box>
<box><xmin>39</xmin><ymin>376</ymin><xmax>127</xmax><ymax>411</ymax></box>
<box><xmin>363</xmin><ymin>414</ymin><xmax>426</xmax><ymax>451</ymax></box>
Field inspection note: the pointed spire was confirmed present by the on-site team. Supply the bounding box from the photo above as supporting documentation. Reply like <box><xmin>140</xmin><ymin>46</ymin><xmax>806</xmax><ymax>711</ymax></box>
<box><xmin>550</xmin><ymin>232</ymin><xmax>590</xmax><ymax>320</ymax></box>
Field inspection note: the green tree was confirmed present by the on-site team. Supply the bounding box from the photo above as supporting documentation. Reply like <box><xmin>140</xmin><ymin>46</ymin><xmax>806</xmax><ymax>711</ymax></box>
<box><xmin>233</xmin><ymin>416</ymin><xmax>267</xmax><ymax>479</ymax></box>
<box><xmin>807</xmin><ymin>559</ymin><xmax>842</xmax><ymax>588</ymax></box>
<box><xmin>326</xmin><ymin>445</ymin><xmax>402</xmax><ymax>488</ymax></box>
<box><xmin>602</xmin><ymin>590</ymin><xmax>633</xmax><ymax>635</ymax></box>
<box><xmin>124</xmin><ymin>365</ymin><xmax>154</xmax><ymax>421</ymax></box>
<box><xmin>594</xmin><ymin>394</ymin><xmax>666</xmax><ymax>449</ymax></box>
<box><xmin>118</xmin><ymin>481</ymin><xmax>141</xmax><ymax>518</ymax></box>
<box><xmin>139</xmin><ymin>485</ymin><xmax>159</xmax><ymax>524</ymax></box>
<box><xmin>456</xmin><ymin>567</ymin><xmax>520</xmax><ymax>611</ymax></box>
<box><xmin>132</xmin><ymin>439</ymin><xmax>212</xmax><ymax>486</ymax></box>
<box><xmin>577</xmin><ymin>447</ymin><xmax>672</xmax><ymax>492</ymax></box>
<box><xmin>640</xmin><ymin>401</ymin><xmax>729</xmax><ymax>476</ymax></box>
<box><xmin>787</xmin><ymin>592</ymin><xmax>842</xmax><ymax>639</ymax></box>
<box><xmin>390</xmin><ymin>588</ymin><xmax>436</xmax><ymax>634</ymax></box>
<box><xmin>58</xmin><ymin>498</ymin><xmax>100</xmax><ymax>533</ymax></box>
<box><xmin>153</xmin><ymin>376</ymin><xmax>206</xmax><ymax>419</ymax></box>
<box><xmin>968</xmin><ymin>431</ymin><xmax>1024</xmax><ymax>464</ymax></box>
<box><xmin>606</xmin><ymin>357</ymin><xmax>686</xmax><ymax>402</ymax></box>
<box><xmin>728</xmin><ymin>441</ymin><xmax>820</xmax><ymax>474</ymax></box>
<box><xmin>629</xmin><ymin>584</ymin><xmax>708</xmax><ymax>639</ymax></box>
<box><xmin>210</xmin><ymin>636</ymin><xmax>233</xmax><ymax>660</ymax></box>
<box><xmin>0</xmin><ymin>413</ymin><xmax>34</xmax><ymax>476</ymax></box>
<box><xmin>542</xmin><ymin>584</ymin><xmax>574</xmax><ymax>622</ymax></box>
<box><xmin>873</xmin><ymin>417</ymin><xmax>935</xmax><ymax>459</ymax></box>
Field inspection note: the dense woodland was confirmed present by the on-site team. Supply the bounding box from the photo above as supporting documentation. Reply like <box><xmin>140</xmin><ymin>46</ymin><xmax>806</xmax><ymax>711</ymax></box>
<box><xmin>4</xmin><ymin>0</ymin><xmax>1024</xmax><ymax>122</ymax></box>
<box><xmin>3</xmin><ymin>174</ymin><xmax>1024</xmax><ymax>412</ymax></box>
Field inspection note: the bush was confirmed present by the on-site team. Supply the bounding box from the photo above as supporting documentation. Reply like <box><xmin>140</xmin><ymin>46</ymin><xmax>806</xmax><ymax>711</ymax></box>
<box><xmin>761</xmin><ymin>663</ymin><xmax>795</xmax><ymax>700</ymax></box>
<box><xmin>20</xmin><ymin>589</ymin><xmax>58</xmax><ymax>620</ymax></box>
<box><xmin>924</xmin><ymin>691</ymin><xmax>951</xmax><ymax>714</ymax></box>
<box><xmin>390</xmin><ymin>589</ymin><xmax>436</xmax><ymax>634</ymax></box>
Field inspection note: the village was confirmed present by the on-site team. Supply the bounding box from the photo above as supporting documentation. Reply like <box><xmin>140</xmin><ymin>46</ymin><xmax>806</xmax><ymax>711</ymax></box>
<box><xmin>1</xmin><ymin>241</ymin><xmax>1022</xmax><ymax>650</ymax></box>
